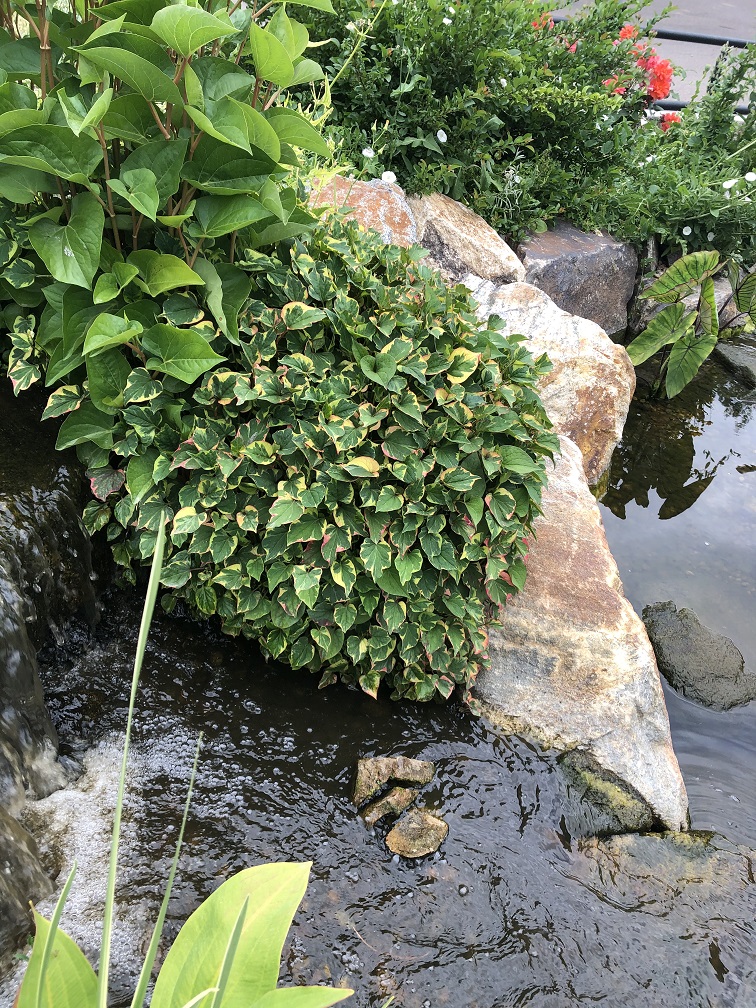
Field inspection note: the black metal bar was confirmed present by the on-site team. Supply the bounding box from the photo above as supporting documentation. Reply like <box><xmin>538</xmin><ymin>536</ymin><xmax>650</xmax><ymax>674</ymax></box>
<box><xmin>551</xmin><ymin>14</ymin><xmax>754</xmax><ymax>49</ymax></box>
<box><xmin>654</xmin><ymin>98</ymin><xmax>751</xmax><ymax>115</ymax></box>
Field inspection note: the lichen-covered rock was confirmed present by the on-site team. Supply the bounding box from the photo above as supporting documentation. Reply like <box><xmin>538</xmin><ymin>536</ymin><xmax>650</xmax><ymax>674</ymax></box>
<box><xmin>519</xmin><ymin>220</ymin><xmax>638</xmax><ymax>335</ymax></box>
<box><xmin>406</xmin><ymin>192</ymin><xmax>526</xmax><ymax>284</ymax></box>
<box><xmin>643</xmin><ymin>601</ymin><xmax>756</xmax><ymax>710</ymax></box>
<box><xmin>362</xmin><ymin>786</ymin><xmax>419</xmax><ymax>828</ymax></box>
<box><xmin>474</xmin><ymin>437</ymin><xmax>688</xmax><ymax>833</ymax></box>
<box><xmin>385</xmin><ymin>808</ymin><xmax>449</xmax><ymax>858</ymax></box>
<box><xmin>464</xmin><ymin>279</ymin><xmax>635</xmax><ymax>484</ymax></box>
<box><xmin>352</xmin><ymin>756</ymin><xmax>435</xmax><ymax>807</ymax></box>
<box><xmin>309</xmin><ymin>176</ymin><xmax>417</xmax><ymax>247</ymax></box>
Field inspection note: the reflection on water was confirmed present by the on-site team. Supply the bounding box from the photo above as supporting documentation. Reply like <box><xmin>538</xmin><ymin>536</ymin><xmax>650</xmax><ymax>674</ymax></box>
<box><xmin>4</xmin><ymin>594</ymin><xmax>754</xmax><ymax>1008</ymax></box>
<box><xmin>600</xmin><ymin>358</ymin><xmax>756</xmax><ymax>849</ymax></box>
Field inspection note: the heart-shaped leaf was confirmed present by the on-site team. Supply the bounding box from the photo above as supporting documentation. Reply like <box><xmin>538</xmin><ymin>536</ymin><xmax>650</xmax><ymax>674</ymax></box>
<box><xmin>29</xmin><ymin>191</ymin><xmax>104</xmax><ymax>289</ymax></box>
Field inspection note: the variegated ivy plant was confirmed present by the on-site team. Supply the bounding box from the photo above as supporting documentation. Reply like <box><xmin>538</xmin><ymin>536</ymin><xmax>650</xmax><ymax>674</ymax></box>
<box><xmin>27</xmin><ymin>217</ymin><xmax>555</xmax><ymax>701</ymax></box>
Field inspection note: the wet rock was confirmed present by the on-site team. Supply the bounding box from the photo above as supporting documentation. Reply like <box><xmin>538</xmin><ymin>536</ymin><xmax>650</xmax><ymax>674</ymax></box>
<box><xmin>475</xmin><ymin>437</ymin><xmax>689</xmax><ymax>833</ymax></box>
<box><xmin>361</xmin><ymin>786</ymin><xmax>419</xmax><ymax>828</ymax></box>
<box><xmin>309</xmin><ymin>176</ymin><xmax>417</xmax><ymax>247</ymax></box>
<box><xmin>406</xmin><ymin>192</ymin><xmax>525</xmax><ymax>285</ymax></box>
<box><xmin>642</xmin><ymin>601</ymin><xmax>756</xmax><ymax>710</ymax></box>
<box><xmin>385</xmin><ymin>808</ymin><xmax>449</xmax><ymax>858</ymax></box>
<box><xmin>0</xmin><ymin>807</ymin><xmax>52</xmax><ymax>963</ymax></box>
<box><xmin>464</xmin><ymin>279</ymin><xmax>635</xmax><ymax>484</ymax></box>
<box><xmin>353</xmin><ymin>756</ymin><xmax>434</xmax><ymax>807</ymax></box>
<box><xmin>518</xmin><ymin>220</ymin><xmax>638</xmax><ymax>336</ymax></box>
<box><xmin>714</xmin><ymin>334</ymin><xmax>756</xmax><ymax>388</ymax></box>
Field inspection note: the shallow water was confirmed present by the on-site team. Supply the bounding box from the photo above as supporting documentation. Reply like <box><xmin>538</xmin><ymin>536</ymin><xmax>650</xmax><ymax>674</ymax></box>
<box><xmin>600</xmin><ymin>360</ymin><xmax>756</xmax><ymax>848</ymax></box>
<box><xmin>2</xmin><ymin>592</ymin><xmax>752</xmax><ymax>1008</ymax></box>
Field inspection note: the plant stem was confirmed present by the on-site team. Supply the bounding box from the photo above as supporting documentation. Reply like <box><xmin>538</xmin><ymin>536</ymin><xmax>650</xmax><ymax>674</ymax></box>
<box><xmin>148</xmin><ymin>102</ymin><xmax>172</xmax><ymax>140</ymax></box>
<box><xmin>98</xmin><ymin>127</ymin><xmax>122</xmax><ymax>253</ymax></box>
<box><xmin>331</xmin><ymin>0</ymin><xmax>389</xmax><ymax>87</ymax></box>
<box><xmin>97</xmin><ymin>521</ymin><xmax>167</xmax><ymax>1008</ymax></box>
<box><xmin>188</xmin><ymin>238</ymin><xmax>205</xmax><ymax>268</ymax></box>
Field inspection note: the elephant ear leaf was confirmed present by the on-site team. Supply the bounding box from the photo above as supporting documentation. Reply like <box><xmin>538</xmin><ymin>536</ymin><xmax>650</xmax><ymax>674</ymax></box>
<box><xmin>151</xmin><ymin>862</ymin><xmax>351</xmax><ymax>1008</ymax></box>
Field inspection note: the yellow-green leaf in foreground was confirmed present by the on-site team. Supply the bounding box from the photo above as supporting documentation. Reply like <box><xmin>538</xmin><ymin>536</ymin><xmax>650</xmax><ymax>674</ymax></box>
<box><xmin>16</xmin><ymin>912</ymin><xmax>98</xmax><ymax>1008</ymax></box>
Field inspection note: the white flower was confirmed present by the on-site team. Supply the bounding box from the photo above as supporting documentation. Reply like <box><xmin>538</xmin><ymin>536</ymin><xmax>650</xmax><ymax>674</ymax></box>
<box><xmin>645</xmin><ymin>155</ymin><xmax>655</xmax><ymax>163</ymax></box>
<box><xmin>362</xmin><ymin>147</ymin><xmax>375</xmax><ymax>158</ymax></box>
<box><xmin>722</xmin><ymin>178</ymin><xmax>738</xmax><ymax>189</ymax></box>
<box><xmin>746</xmin><ymin>171</ymin><xmax>756</xmax><ymax>182</ymax></box>
<box><xmin>346</xmin><ymin>21</ymin><xmax>356</xmax><ymax>30</ymax></box>
<box><xmin>442</xmin><ymin>16</ymin><xmax>452</xmax><ymax>24</ymax></box>
<box><xmin>682</xmin><ymin>226</ymin><xmax>692</xmax><ymax>236</ymax></box>
<box><xmin>436</xmin><ymin>129</ymin><xmax>447</xmax><ymax>143</ymax></box>
<box><xmin>707</xmin><ymin>232</ymin><xmax>715</xmax><ymax>241</ymax></box>
<box><xmin>448</xmin><ymin>5</ymin><xmax>455</xmax><ymax>11</ymax></box>
<box><xmin>381</xmin><ymin>170</ymin><xmax>397</xmax><ymax>184</ymax></box>
<box><xmin>499</xmin><ymin>78</ymin><xmax>507</xmax><ymax>88</ymax></box>
<box><xmin>724</xmin><ymin>190</ymin><xmax>731</xmax><ymax>199</ymax></box>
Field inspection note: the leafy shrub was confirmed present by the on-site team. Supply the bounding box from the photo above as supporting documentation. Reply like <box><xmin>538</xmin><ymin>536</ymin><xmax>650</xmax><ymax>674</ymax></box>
<box><xmin>627</xmin><ymin>251</ymin><xmax>756</xmax><ymax>397</ymax></box>
<box><xmin>33</xmin><ymin>217</ymin><xmax>555</xmax><ymax>702</ymax></box>
<box><xmin>297</xmin><ymin>0</ymin><xmax>670</xmax><ymax>239</ymax></box>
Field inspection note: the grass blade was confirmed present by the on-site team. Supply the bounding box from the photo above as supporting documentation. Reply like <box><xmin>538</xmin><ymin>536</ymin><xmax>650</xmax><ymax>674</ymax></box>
<box><xmin>208</xmin><ymin>896</ymin><xmax>250</xmax><ymax>1008</ymax></box>
<box><xmin>32</xmin><ymin>863</ymin><xmax>78</xmax><ymax>1008</ymax></box>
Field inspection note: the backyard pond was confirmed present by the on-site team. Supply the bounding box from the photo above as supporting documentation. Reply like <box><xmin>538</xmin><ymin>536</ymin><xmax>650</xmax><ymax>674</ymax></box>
<box><xmin>0</xmin><ymin>359</ymin><xmax>754</xmax><ymax>1008</ymax></box>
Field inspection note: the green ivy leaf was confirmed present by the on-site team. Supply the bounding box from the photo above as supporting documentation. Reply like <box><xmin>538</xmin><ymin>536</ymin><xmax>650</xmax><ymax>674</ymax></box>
<box><xmin>29</xmin><ymin>193</ymin><xmax>104</xmax><ymax>289</ymax></box>
<box><xmin>141</xmin><ymin>322</ymin><xmax>225</xmax><ymax>384</ymax></box>
<box><xmin>128</xmin><ymin>250</ymin><xmax>204</xmax><ymax>297</ymax></box>
<box><xmin>292</xmin><ymin>565</ymin><xmax>321</xmax><ymax>608</ymax></box>
<box><xmin>360</xmin><ymin>539</ymin><xmax>392</xmax><ymax>579</ymax></box>
<box><xmin>56</xmin><ymin>401</ymin><xmax>115</xmax><ymax>450</ymax></box>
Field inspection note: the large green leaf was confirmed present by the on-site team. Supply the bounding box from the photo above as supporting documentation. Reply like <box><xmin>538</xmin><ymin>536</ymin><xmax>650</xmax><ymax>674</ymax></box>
<box><xmin>101</xmin><ymin>93</ymin><xmax>156</xmax><ymax>144</ymax></box>
<box><xmin>0</xmin><ymin>81</ymin><xmax>37</xmax><ymax>114</ymax></box>
<box><xmin>184</xmin><ymin>98</ymin><xmax>281</xmax><ymax>160</ymax></box>
<box><xmin>0</xmin><ymin>164</ymin><xmax>52</xmax><ymax>202</ymax></box>
<box><xmin>0</xmin><ymin>37</ymin><xmax>41</xmax><ymax>80</ymax></box>
<box><xmin>0</xmin><ymin>108</ymin><xmax>47</xmax><ymax>136</ymax></box>
<box><xmin>56</xmin><ymin>400</ymin><xmax>116</xmax><ymax>449</ymax></box>
<box><xmin>128</xmin><ymin>250</ymin><xmax>204</xmax><ymax>297</ymax></box>
<box><xmin>626</xmin><ymin>303</ymin><xmax>692</xmax><ymax>366</ymax></box>
<box><xmin>265</xmin><ymin>108</ymin><xmax>329</xmax><ymax>157</ymax></box>
<box><xmin>0</xmin><ymin>124</ymin><xmax>103</xmax><ymax>182</ymax></box>
<box><xmin>151</xmin><ymin>863</ymin><xmax>330</xmax><ymax>1008</ymax></box>
<box><xmin>193</xmin><ymin>194</ymin><xmax>271</xmax><ymax>238</ymax></box>
<box><xmin>141</xmin><ymin>322</ymin><xmax>225</xmax><ymax>383</ymax></box>
<box><xmin>74</xmin><ymin>45</ymin><xmax>183</xmax><ymax>104</ymax></box>
<box><xmin>29</xmin><ymin>192</ymin><xmax>104</xmax><ymax>289</ymax></box>
<box><xmin>250</xmin><ymin>988</ymin><xmax>352</xmax><ymax>1007</ymax></box>
<box><xmin>665</xmin><ymin>331</ymin><xmax>718</xmax><ymax>398</ymax></box>
<box><xmin>108</xmin><ymin>168</ymin><xmax>160</xmax><ymax>220</ymax></box>
<box><xmin>193</xmin><ymin>258</ymin><xmax>251</xmax><ymax>344</ymax></box>
<box><xmin>57</xmin><ymin>87</ymin><xmax>113</xmax><ymax>137</ymax></box>
<box><xmin>180</xmin><ymin>137</ymin><xmax>279</xmax><ymax>195</ymax></box>
<box><xmin>86</xmin><ymin>347</ymin><xmax>131</xmax><ymax>413</ymax></box>
<box><xmin>84</xmin><ymin>311</ymin><xmax>143</xmax><ymax>355</ymax></box>
<box><xmin>191</xmin><ymin>56</ymin><xmax>254</xmax><ymax>101</ymax></box>
<box><xmin>697</xmin><ymin>275</ymin><xmax>718</xmax><ymax>336</ymax></box>
<box><xmin>246</xmin><ymin>22</ymin><xmax>295</xmax><ymax>87</ymax></box>
<box><xmin>16</xmin><ymin>913</ymin><xmax>98</xmax><ymax>1008</ymax></box>
<box><xmin>640</xmin><ymin>251</ymin><xmax>720</xmax><ymax>304</ymax></box>
<box><xmin>150</xmin><ymin>5</ymin><xmax>237</xmax><ymax>57</ymax></box>
<box><xmin>120</xmin><ymin>138</ymin><xmax>188</xmax><ymax>203</ymax></box>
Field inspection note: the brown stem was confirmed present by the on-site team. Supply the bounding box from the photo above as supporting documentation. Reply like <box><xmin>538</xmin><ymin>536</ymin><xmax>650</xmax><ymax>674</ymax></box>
<box><xmin>97</xmin><ymin>126</ymin><xmax>122</xmax><ymax>252</ymax></box>
<box><xmin>188</xmin><ymin>238</ymin><xmax>205</xmax><ymax>269</ymax></box>
<box><xmin>173</xmin><ymin>56</ymin><xmax>189</xmax><ymax>84</ymax></box>
<box><xmin>176</xmin><ymin>227</ymin><xmax>192</xmax><ymax>262</ymax></box>
<box><xmin>132</xmin><ymin>213</ymin><xmax>144</xmax><ymax>251</ymax></box>
<box><xmin>148</xmin><ymin>102</ymin><xmax>172</xmax><ymax>140</ymax></box>
<box><xmin>189</xmin><ymin>131</ymin><xmax>204</xmax><ymax>157</ymax></box>
<box><xmin>250</xmin><ymin>0</ymin><xmax>275</xmax><ymax>19</ymax></box>
<box><xmin>251</xmin><ymin>75</ymin><xmax>263</xmax><ymax>108</ymax></box>
<box><xmin>229</xmin><ymin>230</ymin><xmax>237</xmax><ymax>264</ymax></box>
<box><xmin>55</xmin><ymin>178</ymin><xmax>70</xmax><ymax>221</ymax></box>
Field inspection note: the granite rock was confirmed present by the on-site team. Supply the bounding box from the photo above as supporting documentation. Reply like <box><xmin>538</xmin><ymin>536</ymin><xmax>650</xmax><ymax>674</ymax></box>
<box><xmin>474</xmin><ymin>437</ymin><xmax>688</xmax><ymax>833</ymax></box>
<box><xmin>353</xmin><ymin>756</ymin><xmax>435</xmax><ymax>807</ymax></box>
<box><xmin>385</xmin><ymin>808</ymin><xmax>449</xmax><ymax>858</ymax></box>
<box><xmin>309</xmin><ymin>176</ymin><xmax>417</xmax><ymax>247</ymax></box>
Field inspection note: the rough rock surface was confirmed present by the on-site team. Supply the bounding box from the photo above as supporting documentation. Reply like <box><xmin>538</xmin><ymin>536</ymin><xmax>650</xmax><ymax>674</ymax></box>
<box><xmin>0</xmin><ymin>807</ymin><xmax>52</xmax><ymax>962</ymax></box>
<box><xmin>474</xmin><ymin>437</ymin><xmax>688</xmax><ymax>833</ymax></box>
<box><xmin>406</xmin><ymin>192</ymin><xmax>525</xmax><ymax>284</ymax></box>
<box><xmin>465</xmin><ymin>278</ymin><xmax>635</xmax><ymax>484</ymax></box>
<box><xmin>309</xmin><ymin>176</ymin><xmax>417</xmax><ymax>247</ymax></box>
<box><xmin>643</xmin><ymin>601</ymin><xmax>756</xmax><ymax>710</ymax></box>
<box><xmin>352</xmin><ymin>756</ymin><xmax>435</xmax><ymax>807</ymax></box>
<box><xmin>714</xmin><ymin>334</ymin><xmax>756</xmax><ymax>388</ymax></box>
<box><xmin>385</xmin><ymin>808</ymin><xmax>449</xmax><ymax>858</ymax></box>
<box><xmin>361</xmin><ymin>786</ymin><xmax>418</xmax><ymax>828</ymax></box>
<box><xmin>519</xmin><ymin>220</ymin><xmax>638</xmax><ymax>335</ymax></box>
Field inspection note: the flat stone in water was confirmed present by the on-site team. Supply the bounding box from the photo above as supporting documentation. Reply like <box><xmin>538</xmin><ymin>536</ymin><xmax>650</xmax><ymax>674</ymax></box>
<box><xmin>361</xmin><ymin>786</ymin><xmax>418</xmax><ymax>828</ymax></box>
<box><xmin>643</xmin><ymin>601</ymin><xmax>756</xmax><ymax>711</ymax></box>
<box><xmin>352</xmin><ymin>756</ymin><xmax>434</xmax><ymax>807</ymax></box>
<box><xmin>385</xmin><ymin>807</ymin><xmax>449</xmax><ymax>858</ymax></box>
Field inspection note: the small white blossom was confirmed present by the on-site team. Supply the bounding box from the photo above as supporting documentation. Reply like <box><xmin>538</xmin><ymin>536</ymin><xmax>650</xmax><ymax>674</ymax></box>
<box><xmin>682</xmin><ymin>226</ymin><xmax>692</xmax><ymax>236</ymax></box>
<box><xmin>722</xmin><ymin>178</ymin><xmax>738</xmax><ymax>189</ymax></box>
<box><xmin>362</xmin><ymin>147</ymin><xmax>375</xmax><ymax>158</ymax></box>
<box><xmin>346</xmin><ymin>21</ymin><xmax>356</xmax><ymax>30</ymax></box>
<box><xmin>381</xmin><ymin>170</ymin><xmax>397</xmax><ymax>184</ymax></box>
<box><xmin>746</xmin><ymin>171</ymin><xmax>756</xmax><ymax>182</ymax></box>
<box><xmin>707</xmin><ymin>232</ymin><xmax>715</xmax><ymax>241</ymax></box>
<box><xmin>499</xmin><ymin>78</ymin><xmax>507</xmax><ymax>88</ymax></box>
<box><xmin>442</xmin><ymin>16</ymin><xmax>452</xmax><ymax>24</ymax></box>
<box><xmin>436</xmin><ymin>129</ymin><xmax>447</xmax><ymax>143</ymax></box>
<box><xmin>724</xmin><ymin>190</ymin><xmax>731</xmax><ymax>199</ymax></box>
<box><xmin>448</xmin><ymin>5</ymin><xmax>455</xmax><ymax>11</ymax></box>
<box><xmin>645</xmin><ymin>155</ymin><xmax>655</xmax><ymax>163</ymax></box>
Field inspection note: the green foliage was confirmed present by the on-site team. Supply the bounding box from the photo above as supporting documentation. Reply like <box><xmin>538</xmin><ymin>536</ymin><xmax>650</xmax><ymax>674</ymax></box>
<box><xmin>16</xmin><ymin>526</ymin><xmax>352</xmax><ymax>1008</ymax></box>
<box><xmin>627</xmin><ymin>252</ymin><xmax>756</xmax><ymax>397</ymax></box>
<box><xmin>18</xmin><ymin>216</ymin><xmax>555</xmax><ymax>701</ymax></box>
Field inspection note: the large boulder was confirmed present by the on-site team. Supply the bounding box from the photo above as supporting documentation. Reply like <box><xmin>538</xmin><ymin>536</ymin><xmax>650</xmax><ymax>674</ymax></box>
<box><xmin>474</xmin><ymin>437</ymin><xmax>688</xmax><ymax>833</ymax></box>
<box><xmin>465</xmin><ymin>278</ymin><xmax>635</xmax><ymax>485</ymax></box>
<box><xmin>518</xmin><ymin>219</ymin><xmax>638</xmax><ymax>335</ymax></box>
<box><xmin>406</xmin><ymin>192</ymin><xmax>526</xmax><ymax>284</ymax></box>
<box><xmin>643</xmin><ymin>601</ymin><xmax>756</xmax><ymax>710</ymax></box>
<box><xmin>309</xmin><ymin>176</ymin><xmax>417</xmax><ymax>247</ymax></box>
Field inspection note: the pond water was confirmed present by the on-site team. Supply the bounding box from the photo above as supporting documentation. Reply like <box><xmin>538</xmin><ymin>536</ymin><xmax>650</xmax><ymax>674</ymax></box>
<box><xmin>1</xmin><ymin>360</ymin><xmax>755</xmax><ymax>1008</ymax></box>
<box><xmin>600</xmin><ymin>359</ymin><xmax>756</xmax><ymax>849</ymax></box>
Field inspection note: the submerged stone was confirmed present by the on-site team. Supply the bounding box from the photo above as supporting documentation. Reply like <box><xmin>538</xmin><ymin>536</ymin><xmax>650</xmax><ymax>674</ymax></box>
<box><xmin>352</xmin><ymin>756</ymin><xmax>435</xmax><ymax>807</ymax></box>
<box><xmin>643</xmin><ymin>601</ymin><xmax>756</xmax><ymax>710</ymax></box>
<box><xmin>385</xmin><ymin>808</ymin><xmax>449</xmax><ymax>858</ymax></box>
<box><xmin>361</xmin><ymin>786</ymin><xmax>419</xmax><ymax>828</ymax></box>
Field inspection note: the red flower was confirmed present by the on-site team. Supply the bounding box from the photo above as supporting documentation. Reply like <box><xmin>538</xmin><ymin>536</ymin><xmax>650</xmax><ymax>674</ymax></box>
<box><xmin>603</xmin><ymin>75</ymin><xmax>627</xmax><ymax>95</ymax></box>
<box><xmin>619</xmin><ymin>24</ymin><xmax>639</xmax><ymax>40</ymax></box>
<box><xmin>531</xmin><ymin>12</ymin><xmax>555</xmax><ymax>29</ymax></box>
<box><xmin>660</xmin><ymin>112</ymin><xmax>681</xmax><ymax>131</ymax></box>
<box><xmin>637</xmin><ymin>49</ymin><xmax>674</xmax><ymax>100</ymax></box>
<box><xmin>566</xmin><ymin>41</ymin><xmax>577</xmax><ymax>53</ymax></box>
